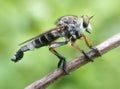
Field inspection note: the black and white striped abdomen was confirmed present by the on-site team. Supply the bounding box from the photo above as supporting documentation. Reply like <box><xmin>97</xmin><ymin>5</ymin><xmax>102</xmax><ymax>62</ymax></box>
<box><xmin>20</xmin><ymin>32</ymin><xmax>59</xmax><ymax>52</ymax></box>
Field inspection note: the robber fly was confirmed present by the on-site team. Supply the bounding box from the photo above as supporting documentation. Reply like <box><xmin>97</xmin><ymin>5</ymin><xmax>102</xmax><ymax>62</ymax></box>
<box><xmin>11</xmin><ymin>15</ymin><xmax>100</xmax><ymax>74</ymax></box>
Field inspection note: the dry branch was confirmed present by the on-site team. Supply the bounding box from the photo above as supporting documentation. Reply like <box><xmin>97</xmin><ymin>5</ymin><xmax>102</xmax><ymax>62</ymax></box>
<box><xmin>25</xmin><ymin>33</ymin><xmax>120</xmax><ymax>89</ymax></box>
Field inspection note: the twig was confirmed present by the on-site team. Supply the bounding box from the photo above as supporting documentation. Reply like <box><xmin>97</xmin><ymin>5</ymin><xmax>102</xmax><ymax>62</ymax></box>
<box><xmin>25</xmin><ymin>33</ymin><xmax>120</xmax><ymax>89</ymax></box>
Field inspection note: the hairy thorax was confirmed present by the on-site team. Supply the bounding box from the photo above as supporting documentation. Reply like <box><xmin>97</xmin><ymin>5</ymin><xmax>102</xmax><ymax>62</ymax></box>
<box><xmin>56</xmin><ymin>15</ymin><xmax>82</xmax><ymax>40</ymax></box>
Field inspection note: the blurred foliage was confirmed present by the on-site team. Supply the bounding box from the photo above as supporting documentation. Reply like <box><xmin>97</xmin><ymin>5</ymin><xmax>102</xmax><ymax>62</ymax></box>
<box><xmin>0</xmin><ymin>0</ymin><xmax>120</xmax><ymax>89</ymax></box>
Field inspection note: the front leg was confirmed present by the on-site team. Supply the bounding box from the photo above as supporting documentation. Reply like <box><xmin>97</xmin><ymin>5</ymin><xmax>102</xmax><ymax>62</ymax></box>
<box><xmin>70</xmin><ymin>39</ymin><xmax>93</xmax><ymax>62</ymax></box>
<box><xmin>80</xmin><ymin>34</ymin><xmax>102</xmax><ymax>56</ymax></box>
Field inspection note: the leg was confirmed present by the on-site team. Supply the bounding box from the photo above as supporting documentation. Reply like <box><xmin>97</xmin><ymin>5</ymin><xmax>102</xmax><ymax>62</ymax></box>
<box><xmin>80</xmin><ymin>34</ymin><xmax>92</xmax><ymax>48</ymax></box>
<box><xmin>70</xmin><ymin>39</ymin><xmax>93</xmax><ymax>61</ymax></box>
<box><xmin>80</xmin><ymin>34</ymin><xmax>102</xmax><ymax>56</ymax></box>
<box><xmin>49</xmin><ymin>41</ymin><xmax>68</xmax><ymax>74</ymax></box>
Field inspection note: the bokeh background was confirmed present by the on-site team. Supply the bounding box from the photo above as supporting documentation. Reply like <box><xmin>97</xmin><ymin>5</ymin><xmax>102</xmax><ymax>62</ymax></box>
<box><xmin>0</xmin><ymin>0</ymin><xmax>120</xmax><ymax>89</ymax></box>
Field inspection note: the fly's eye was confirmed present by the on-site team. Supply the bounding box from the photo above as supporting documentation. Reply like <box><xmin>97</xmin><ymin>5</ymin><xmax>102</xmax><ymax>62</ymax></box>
<box><xmin>82</xmin><ymin>15</ymin><xmax>89</xmax><ymax>28</ymax></box>
<box><xmin>83</xmin><ymin>21</ymin><xmax>88</xmax><ymax>28</ymax></box>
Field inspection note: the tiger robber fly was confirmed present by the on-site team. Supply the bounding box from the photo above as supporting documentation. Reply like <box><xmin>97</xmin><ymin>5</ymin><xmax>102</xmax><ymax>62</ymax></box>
<box><xmin>11</xmin><ymin>15</ymin><xmax>101</xmax><ymax>74</ymax></box>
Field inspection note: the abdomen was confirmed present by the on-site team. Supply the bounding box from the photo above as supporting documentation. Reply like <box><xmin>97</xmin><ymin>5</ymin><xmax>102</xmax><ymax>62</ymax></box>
<box><xmin>33</xmin><ymin>32</ymin><xmax>59</xmax><ymax>48</ymax></box>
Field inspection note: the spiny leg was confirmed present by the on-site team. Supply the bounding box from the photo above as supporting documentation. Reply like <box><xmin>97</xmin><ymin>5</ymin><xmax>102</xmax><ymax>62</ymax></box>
<box><xmin>49</xmin><ymin>41</ymin><xmax>68</xmax><ymax>74</ymax></box>
<box><xmin>70</xmin><ymin>39</ymin><xmax>93</xmax><ymax>62</ymax></box>
<box><xmin>80</xmin><ymin>34</ymin><xmax>102</xmax><ymax>56</ymax></box>
<box><xmin>49</xmin><ymin>42</ymin><xmax>67</xmax><ymax>68</ymax></box>
<box><xmin>49</xmin><ymin>48</ymin><xmax>65</xmax><ymax>68</ymax></box>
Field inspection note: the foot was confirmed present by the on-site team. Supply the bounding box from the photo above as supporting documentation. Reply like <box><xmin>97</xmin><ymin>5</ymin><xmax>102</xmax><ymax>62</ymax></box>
<box><xmin>82</xmin><ymin>50</ymin><xmax>94</xmax><ymax>62</ymax></box>
<box><xmin>62</xmin><ymin>59</ymin><xmax>69</xmax><ymax>75</ymax></box>
<box><xmin>62</xmin><ymin>67</ymin><xmax>69</xmax><ymax>75</ymax></box>
<box><xmin>57</xmin><ymin>57</ymin><xmax>69</xmax><ymax>75</ymax></box>
<box><xmin>90</xmin><ymin>47</ymin><xmax>102</xmax><ymax>56</ymax></box>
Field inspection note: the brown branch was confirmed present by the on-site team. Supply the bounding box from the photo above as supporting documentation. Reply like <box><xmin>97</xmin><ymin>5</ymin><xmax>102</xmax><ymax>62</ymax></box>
<box><xmin>25</xmin><ymin>33</ymin><xmax>120</xmax><ymax>89</ymax></box>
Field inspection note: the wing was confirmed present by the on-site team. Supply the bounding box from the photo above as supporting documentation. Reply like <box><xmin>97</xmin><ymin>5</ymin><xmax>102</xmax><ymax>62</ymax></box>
<box><xmin>18</xmin><ymin>25</ymin><xmax>66</xmax><ymax>46</ymax></box>
<box><xmin>18</xmin><ymin>34</ymin><xmax>41</xmax><ymax>46</ymax></box>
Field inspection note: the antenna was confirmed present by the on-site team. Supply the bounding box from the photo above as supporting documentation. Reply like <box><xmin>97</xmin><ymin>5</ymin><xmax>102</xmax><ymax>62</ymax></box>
<box><xmin>89</xmin><ymin>15</ymin><xmax>94</xmax><ymax>20</ymax></box>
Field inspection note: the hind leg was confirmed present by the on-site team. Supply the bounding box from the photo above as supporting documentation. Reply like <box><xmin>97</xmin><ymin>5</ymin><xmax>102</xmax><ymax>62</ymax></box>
<box><xmin>49</xmin><ymin>41</ymin><xmax>68</xmax><ymax>74</ymax></box>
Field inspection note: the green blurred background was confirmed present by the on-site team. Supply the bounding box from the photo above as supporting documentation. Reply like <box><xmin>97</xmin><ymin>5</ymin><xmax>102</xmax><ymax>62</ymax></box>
<box><xmin>0</xmin><ymin>0</ymin><xmax>120</xmax><ymax>89</ymax></box>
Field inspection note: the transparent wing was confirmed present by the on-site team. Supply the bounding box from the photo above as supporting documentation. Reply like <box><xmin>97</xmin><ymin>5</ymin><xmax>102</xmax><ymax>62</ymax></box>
<box><xmin>18</xmin><ymin>34</ymin><xmax>41</xmax><ymax>46</ymax></box>
<box><xmin>18</xmin><ymin>25</ymin><xmax>66</xmax><ymax>46</ymax></box>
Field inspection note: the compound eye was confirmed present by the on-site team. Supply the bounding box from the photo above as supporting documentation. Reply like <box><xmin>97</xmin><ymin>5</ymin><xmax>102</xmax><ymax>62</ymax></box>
<box><xmin>83</xmin><ymin>21</ymin><xmax>88</xmax><ymax>28</ymax></box>
<box><xmin>82</xmin><ymin>15</ymin><xmax>89</xmax><ymax>28</ymax></box>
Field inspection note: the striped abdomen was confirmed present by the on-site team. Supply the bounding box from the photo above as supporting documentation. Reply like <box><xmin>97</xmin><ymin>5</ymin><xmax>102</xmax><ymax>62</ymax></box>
<box><xmin>20</xmin><ymin>30</ymin><xmax>59</xmax><ymax>52</ymax></box>
<box><xmin>33</xmin><ymin>32</ymin><xmax>59</xmax><ymax>48</ymax></box>
<box><xmin>11</xmin><ymin>32</ymin><xmax>59</xmax><ymax>62</ymax></box>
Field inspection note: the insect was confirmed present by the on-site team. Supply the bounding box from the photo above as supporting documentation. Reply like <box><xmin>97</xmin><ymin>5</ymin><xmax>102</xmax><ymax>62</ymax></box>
<box><xmin>11</xmin><ymin>15</ymin><xmax>100</xmax><ymax>74</ymax></box>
